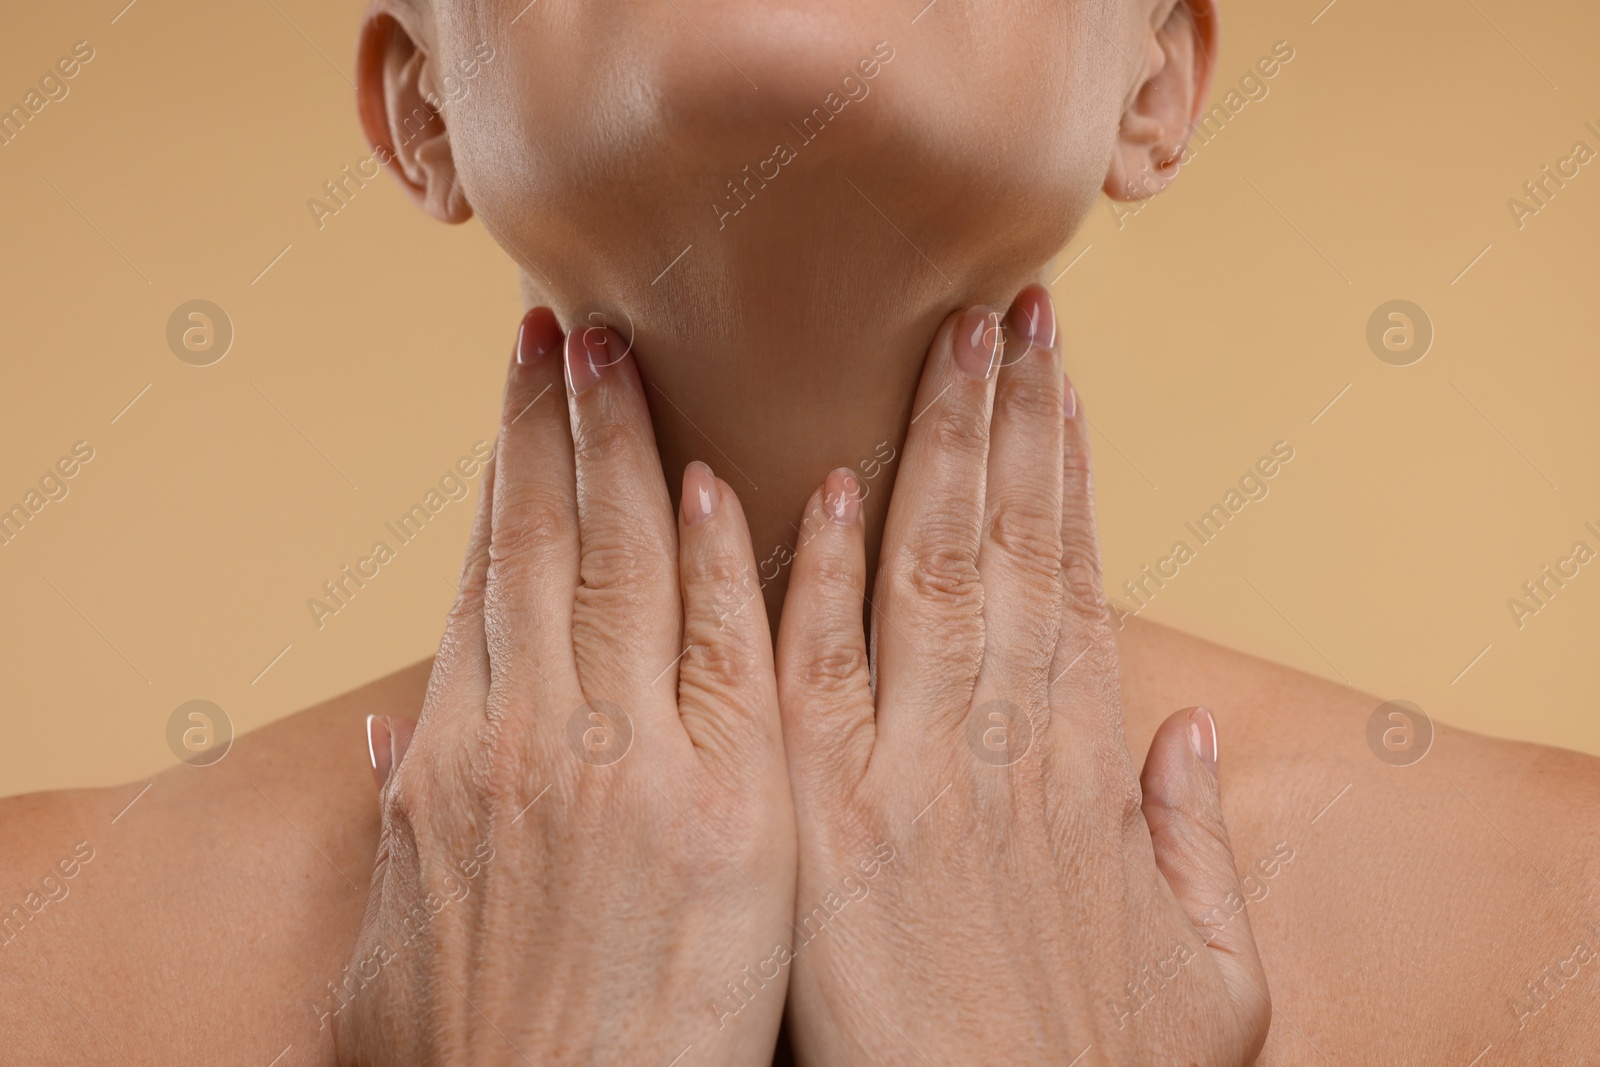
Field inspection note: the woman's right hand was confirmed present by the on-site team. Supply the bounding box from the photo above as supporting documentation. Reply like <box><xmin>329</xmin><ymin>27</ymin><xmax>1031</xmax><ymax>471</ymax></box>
<box><xmin>334</xmin><ymin>309</ymin><xmax>796</xmax><ymax>1065</ymax></box>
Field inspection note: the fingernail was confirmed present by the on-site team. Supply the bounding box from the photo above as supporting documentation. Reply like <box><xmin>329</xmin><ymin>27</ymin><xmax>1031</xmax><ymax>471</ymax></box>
<box><xmin>953</xmin><ymin>306</ymin><xmax>1003</xmax><ymax>381</ymax></box>
<box><xmin>366</xmin><ymin>714</ymin><xmax>393</xmax><ymax>789</ymax></box>
<box><xmin>564</xmin><ymin>325</ymin><xmax>613</xmax><ymax>394</ymax></box>
<box><xmin>682</xmin><ymin>460</ymin><xmax>720</xmax><ymax>526</ymax></box>
<box><xmin>516</xmin><ymin>307</ymin><xmax>563</xmax><ymax>366</ymax></box>
<box><xmin>1187</xmin><ymin>706</ymin><xmax>1217</xmax><ymax>774</ymax></box>
<box><xmin>1063</xmin><ymin>373</ymin><xmax>1078</xmax><ymax>419</ymax></box>
<box><xmin>1007</xmin><ymin>285</ymin><xmax>1056</xmax><ymax>353</ymax></box>
<box><xmin>823</xmin><ymin>467</ymin><xmax>861</xmax><ymax>526</ymax></box>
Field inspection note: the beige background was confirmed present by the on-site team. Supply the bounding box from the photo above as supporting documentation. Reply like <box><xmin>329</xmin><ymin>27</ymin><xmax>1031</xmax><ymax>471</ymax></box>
<box><xmin>1</xmin><ymin>0</ymin><xmax>1595</xmax><ymax>796</ymax></box>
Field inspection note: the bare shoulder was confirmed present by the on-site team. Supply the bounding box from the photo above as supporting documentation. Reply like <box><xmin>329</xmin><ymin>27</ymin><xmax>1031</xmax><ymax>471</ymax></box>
<box><xmin>0</xmin><ymin>658</ymin><xmax>430</xmax><ymax>1064</ymax></box>
<box><xmin>1117</xmin><ymin>618</ymin><xmax>1600</xmax><ymax>1064</ymax></box>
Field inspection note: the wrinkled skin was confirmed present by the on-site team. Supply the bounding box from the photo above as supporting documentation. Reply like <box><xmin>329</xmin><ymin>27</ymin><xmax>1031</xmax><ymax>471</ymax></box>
<box><xmin>336</xmin><ymin>288</ymin><xmax>1270</xmax><ymax>1065</ymax></box>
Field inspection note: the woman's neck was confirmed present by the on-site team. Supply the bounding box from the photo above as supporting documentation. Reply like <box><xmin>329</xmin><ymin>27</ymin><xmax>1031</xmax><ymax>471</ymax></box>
<box><xmin>521</xmin><ymin>207</ymin><xmax>1046</xmax><ymax>626</ymax></box>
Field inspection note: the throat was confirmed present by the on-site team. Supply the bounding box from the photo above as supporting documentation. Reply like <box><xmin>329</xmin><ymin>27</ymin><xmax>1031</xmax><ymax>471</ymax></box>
<box><xmin>521</xmin><ymin>199</ymin><xmax>1047</xmax><ymax>630</ymax></box>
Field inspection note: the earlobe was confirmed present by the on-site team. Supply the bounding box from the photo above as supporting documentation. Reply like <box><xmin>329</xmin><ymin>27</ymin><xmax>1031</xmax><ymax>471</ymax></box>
<box><xmin>1102</xmin><ymin>0</ymin><xmax>1219</xmax><ymax>204</ymax></box>
<box><xmin>355</xmin><ymin>5</ymin><xmax>473</xmax><ymax>224</ymax></box>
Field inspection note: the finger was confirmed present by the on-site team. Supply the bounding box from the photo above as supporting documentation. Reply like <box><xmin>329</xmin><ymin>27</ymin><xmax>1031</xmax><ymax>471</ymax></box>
<box><xmin>366</xmin><ymin>714</ymin><xmax>418</xmax><ymax>791</ymax></box>
<box><xmin>367</xmin><ymin>714</ymin><xmax>392</xmax><ymax>790</ymax></box>
<box><xmin>1140</xmin><ymin>706</ymin><xmax>1271</xmax><ymax>1037</ymax></box>
<box><xmin>674</xmin><ymin>461</ymin><xmax>783</xmax><ymax>773</ymax></box>
<box><xmin>973</xmin><ymin>286</ymin><xmax>1064</xmax><ymax>721</ymax></box>
<box><xmin>872</xmin><ymin>305</ymin><xmax>1004</xmax><ymax>745</ymax></box>
<box><xmin>455</xmin><ymin>450</ymin><xmax>497</xmax><ymax>613</ymax></box>
<box><xmin>564</xmin><ymin>324</ymin><xmax>681</xmax><ymax>703</ymax></box>
<box><xmin>776</xmin><ymin>467</ymin><xmax>874</xmax><ymax>792</ymax></box>
<box><xmin>482</xmin><ymin>307</ymin><xmax>580</xmax><ymax>712</ymax></box>
<box><xmin>418</xmin><ymin>445</ymin><xmax>496</xmax><ymax>740</ymax></box>
<box><xmin>1045</xmin><ymin>376</ymin><xmax>1127</xmax><ymax>771</ymax></box>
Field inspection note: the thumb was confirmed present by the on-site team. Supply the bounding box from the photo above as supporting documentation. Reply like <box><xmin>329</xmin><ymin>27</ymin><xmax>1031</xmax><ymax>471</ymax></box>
<box><xmin>1140</xmin><ymin>706</ymin><xmax>1271</xmax><ymax>1033</ymax></box>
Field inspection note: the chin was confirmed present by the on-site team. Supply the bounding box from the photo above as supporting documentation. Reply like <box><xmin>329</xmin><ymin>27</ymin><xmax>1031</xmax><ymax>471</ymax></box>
<box><xmin>442</xmin><ymin>1</ymin><xmax>1114</xmax><ymax>306</ymax></box>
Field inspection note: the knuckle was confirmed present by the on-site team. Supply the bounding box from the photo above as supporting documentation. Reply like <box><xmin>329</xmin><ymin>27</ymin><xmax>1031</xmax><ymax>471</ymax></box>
<box><xmin>687</xmin><ymin>552</ymin><xmax>755</xmax><ymax>605</ymax></box>
<box><xmin>572</xmin><ymin>416</ymin><xmax>642</xmax><ymax>466</ymax></box>
<box><xmin>996</xmin><ymin>371</ymin><xmax>1063</xmax><ymax>424</ymax></box>
<box><xmin>580</xmin><ymin>535</ymin><xmax>671</xmax><ymax>594</ymax></box>
<box><xmin>908</xmin><ymin>547</ymin><xmax>979</xmax><ymax>604</ymax></box>
<box><xmin>688</xmin><ymin>578</ymin><xmax>762</xmax><ymax>645</ymax></box>
<box><xmin>909</xmin><ymin>544</ymin><xmax>982</xmax><ymax>604</ymax></box>
<box><xmin>793</xmin><ymin>644</ymin><xmax>868</xmax><ymax>694</ymax></box>
<box><xmin>896</xmin><ymin>513</ymin><xmax>983</xmax><ymax>609</ymax></box>
<box><xmin>803</xmin><ymin>549</ymin><xmax>862</xmax><ymax>593</ymax></box>
<box><xmin>927</xmin><ymin>404</ymin><xmax>990</xmax><ymax>456</ymax></box>
<box><xmin>987</xmin><ymin>494</ymin><xmax>1064</xmax><ymax>580</ymax></box>
<box><xmin>681</xmin><ymin>634</ymin><xmax>752</xmax><ymax>695</ymax></box>
<box><xmin>488</xmin><ymin>491</ymin><xmax>569</xmax><ymax>571</ymax></box>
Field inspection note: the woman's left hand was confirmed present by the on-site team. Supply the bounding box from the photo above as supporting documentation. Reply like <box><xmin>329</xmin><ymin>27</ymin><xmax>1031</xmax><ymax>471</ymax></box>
<box><xmin>774</xmin><ymin>285</ymin><xmax>1272</xmax><ymax>1065</ymax></box>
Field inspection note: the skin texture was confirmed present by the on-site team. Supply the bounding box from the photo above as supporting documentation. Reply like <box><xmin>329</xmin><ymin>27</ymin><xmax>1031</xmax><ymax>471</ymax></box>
<box><xmin>770</xmin><ymin>289</ymin><xmax>1269</xmax><ymax>1065</ymax></box>
<box><xmin>3</xmin><ymin>0</ymin><xmax>1598</xmax><ymax>1062</ymax></box>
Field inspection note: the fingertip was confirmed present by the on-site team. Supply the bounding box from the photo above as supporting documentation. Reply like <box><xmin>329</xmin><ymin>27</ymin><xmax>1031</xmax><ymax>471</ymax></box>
<box><xmin>564</xmin><ymin>322</ymin><xmax>631</xmax><ymax>396</ymax></box>
<box><xmin>366</xmin><ymin>714</ymin><xmax>392</xmax><ymax>790</ymax></box>
<box><xmin>822</xmin><ymin>466</ymin><xmax>862</xmax><ymax>526</ymax></box>
<box><xmin>1006</xmin><ymin>284</ymin><xmax>1057</xmax><ymax>354</ymax></box>
<box><xmin>789</xmin><ymin>473</ymin><xmax>870</xmax><ymax>617</ymax></box>
<box><xmin>1187</xmin><ymin>705</ymin><xmax>1218</xmax><ymax>775</ymax></box>
<box><xmin>515</xmin><ymin>306</ymin><xmax>563</xmax><ymax>367</ymax></box>
<box><xmin>1144</xmin><ymin>706</ymin><xmax>1215</xmax><ymax>803</ymax></box>
<box><xmin>502</xmin><ymin>309</ymin><xmax>564</xmax><ymax>429</ymax></box>
<box><xmin>367</xmin><ymin>714</ymin><xmax>419</xmax><ymax>791</ymax></box>
<box><xmin>712</xmin><ymin>475</ymin><xmax>752</xmax><ymax>533</ymax></box>
<box><xmin>682</xmin><ymin>460</ymin><xmax>721</xmax><ymax>527</ymax></box>
<box><xmin>953</xmin><ymin>305</ymin><xmax>1005</xmax><ymax>381</ymax></box>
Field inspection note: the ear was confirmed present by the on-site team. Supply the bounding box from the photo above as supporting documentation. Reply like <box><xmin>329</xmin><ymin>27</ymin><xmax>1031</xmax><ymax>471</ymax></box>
<box><xmin>356</xmin><ymin>4</ymin><xmax>473</xmax><ymax>224</ymax></box>
<box><xmin>1103</xmin><ymin>0</ymin><xmax>1219</xmax><ymax>203</ymax></box>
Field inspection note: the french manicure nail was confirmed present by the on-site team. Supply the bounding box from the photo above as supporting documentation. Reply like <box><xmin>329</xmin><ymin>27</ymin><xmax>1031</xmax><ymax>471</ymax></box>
<box><xmin>366</xmin><ymin>714</ymin><xmax>393</xmax><ymax>789</ymax></box>
<box><xmin>953</xmin><ymin>306</ymin><xmax>1003</xmax><ymax>381</ymax></box>
<box><xmin>823</xmin><ymin>467</ymin><xmax>862</xmax><ymax>526</ymax></box>
<box><xmin>565</xmin><ymin>325</ymin><xmax>613</xmax><ymax>394</ymax></box>
<box><xmin>1187</xmin><ymin>706</ymin><xmax>1218</xmax><ymax>774</ymax></box>
<box><xmin>1007</xmin><ymin>285</ymin><xmax>1057</xmax><ymax>353</ymax></box>
<box><xmin>682</xmin><ymin>460</ymin><xmax>720</xmax><ymax>526</ymax></box>
<box><xmin>516</xmin><ymin>307</ymin><xmax>563</xmax><ymax>366</ymax></box>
